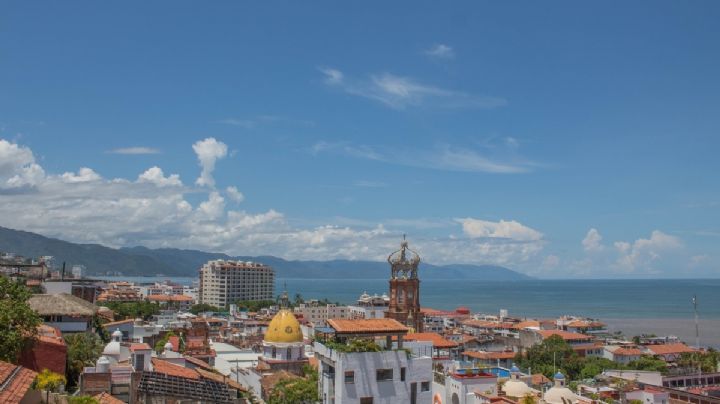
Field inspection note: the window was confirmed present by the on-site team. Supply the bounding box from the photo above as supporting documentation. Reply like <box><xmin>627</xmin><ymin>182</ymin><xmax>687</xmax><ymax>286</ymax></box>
<box><xmin>360</xmin><ymin>398</ymin><xmax>373</xmax><ymax>404</ymax></box>
<box><xmin>421</xmin><ymin>381</ymin><xmax>430</xmax><ymax>392</ymax></box>
<box><xmin>344</xmin><ymin>371</ymin><xmax>355</xmax><ymax>383</ymax></box>
<box><xmin>376</xmin><ymin>368</ymin><xmax>393</xmax><ymax>381</ymax></box>
<box><xmin>400</xmin><ymin>367</ymin><xmax>406</xmax><ymax>381</ymax></box>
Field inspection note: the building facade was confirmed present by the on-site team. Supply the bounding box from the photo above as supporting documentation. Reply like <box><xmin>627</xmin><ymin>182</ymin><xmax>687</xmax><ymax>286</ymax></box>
<box><xmin>198</xmin><ymin>259</ymin><xmax>275</xmax><ymax>308</ymax></box>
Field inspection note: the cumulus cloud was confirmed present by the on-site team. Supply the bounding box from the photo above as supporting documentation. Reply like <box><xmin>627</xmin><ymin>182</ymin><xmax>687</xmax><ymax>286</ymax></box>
<box><xmin>60</xmin><ymin>168</ymin><xmax>101</xmax><ymax>183</ymax></box>
<box><xmin>582</xmin><ymin>228</ymin><xmax>604</xmax><ymax>252</ymax></box>
<box><xmin>319</xmin><ymin>68</ymin><xmax>506</xmax><ymax>110</ymax></box>
<box><xmin>456</xmin><ymin>218</ymin><xmax>543</xmax><ymax>241</ymax></box>
<box><xmin>0</xmin><ymin>139</ymin><xmax>45</xmax><ymax>189</ymax></box>
<box><xmin>225</xmin><ymin>186</ymin><xmax>245</xmax><ymax>203</ymax></box>
<box><xmin>424</xmin><ymin>44</ymin><xmax>455</xmax><ymax>59</ymax></box>
<box><xmin>0</xmin><ymin>138</ymin><xmax>548</xmax><ymax>268</ymax></box>
<box><xmin>137</xmin><ymin>166</ymin><xmax>182</xmax><ymax>187</ymax></box>
<box><xmin>613</xmin><ymin>230</ymin><xmax>682</xmax><ymax>272</ymax></box>
<box><xmin>193</xmin><ymin>137</ymin><xmax>228</xmax><ymax>187</ymax></box>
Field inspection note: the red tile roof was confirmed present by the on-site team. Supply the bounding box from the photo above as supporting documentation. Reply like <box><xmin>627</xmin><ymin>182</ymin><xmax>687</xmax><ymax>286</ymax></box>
<box><xmin>130</xmin><ymin>343</ymin><xmax>152</xmax><ymax>351</ymax></box>
<box><xmin>0</xmin><ymin>360</ymin><xmax>38</xmax><ymax>404</ymax></box>
<box><xmin>646</xmin><ymin>343</ymin><xmax>695</xmax><ymax>355</ymax></box>
<box><xmin>102</xmin><ymin>319</ymin><xmax>135</xmax><ymax>327</ymax></box>
<box><xmin>146</xmin><ymin>294</ymin><xmax>193</xmax><ymax>302</ymax></box>
<box><xmin>404</xmin><ymin>332</ymin><xmax>459</xmax><ymax>349</ymax></box>
<box><xmin>463</xmin><ymin>351</ymin><xmax>517</xmax><ymax>360</ymax></box>
<box><xmin>168</xmin><ymin>336</ymin><xmax>180</xmax><ymax>352</ymax></box>
<box><xmin>151</xmin><ymin>358</ymin><xmax>200</xmax><ymax>380</ymax></box>
<box><xmin>513</xmin><ymin>320</ymin><xmax>540</xmax><ymax>330</ymax></box>
<box><xmin>613</xmin><ymin>347</ymin><xmax>642</xmax><ymax>356</ymax></box>
<box><xmin>536</xmin><ymin>330</ymin><xmax>593</xmax><ymax>341</ymax></box>
<box><xmin>183</xmin><ymin>355</ymin><xmax>214</xmax><ymax>371</ymax></box>
<box><xmin>94</xmin><ymin>392</ymin><xmax>126</xmax><ymax>404</ymax></box>
<box><xmin>327</xmin><ymin>318</ymin><xmax>409</xmax><ymax>334</ymax></box>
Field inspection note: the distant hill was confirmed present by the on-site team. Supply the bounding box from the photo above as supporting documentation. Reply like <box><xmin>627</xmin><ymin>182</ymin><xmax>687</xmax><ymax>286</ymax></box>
<box><xmin>0</xmin><ymin>226</ymin><xmax>532</xmax><ymax>280</ymax></box>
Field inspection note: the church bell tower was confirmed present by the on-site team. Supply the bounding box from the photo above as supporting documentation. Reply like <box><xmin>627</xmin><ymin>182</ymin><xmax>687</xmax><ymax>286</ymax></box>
<box><xmin>385</xmin><ymin>236</ymin><xmax>423</xmax><ymax>332</ymax></box>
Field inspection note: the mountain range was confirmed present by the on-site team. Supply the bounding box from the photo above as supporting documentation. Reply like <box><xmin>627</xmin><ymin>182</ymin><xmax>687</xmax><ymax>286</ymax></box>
<box><xmin>0</xmin><ymin>226</ymin><xmax>532</xmax><ymax>280</ymax></box>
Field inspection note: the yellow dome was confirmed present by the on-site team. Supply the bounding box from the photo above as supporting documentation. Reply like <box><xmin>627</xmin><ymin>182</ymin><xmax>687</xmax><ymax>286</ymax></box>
<box><xmin>264</xmin><ymin>309</ymin><xmax>303</xmax><ymax>343</ymax></box>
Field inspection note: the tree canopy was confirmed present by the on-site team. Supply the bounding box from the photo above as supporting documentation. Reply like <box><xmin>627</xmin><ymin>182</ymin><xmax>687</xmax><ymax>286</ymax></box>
<box><xmin>0</xmin><ymin>276</ymin><xmax>41</xmax><ymax>362</ymax></box>
<box><xmin>267</xmin><ymin>365</ymin><xmax>319</xmax><ymax>404</ymax></box>
<box><xmin>102</xmin><ymin>301</ymin><xmax>160</xmax><ymax>320</ymax></box>
<box><xmin>65</xmin><ymin>332</ymin><xmax>104</xmax><ymax>389</ymax></box>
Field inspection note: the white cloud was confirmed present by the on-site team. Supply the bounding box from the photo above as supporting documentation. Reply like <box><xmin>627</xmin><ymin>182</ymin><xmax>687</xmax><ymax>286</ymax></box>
<box><xmin>193</xmin><ymin>137</ymin><xmax>228</xmax><ymax>187</ymax></box>
<box><xmin>225</xmin><ymin>186</ymin><xmax>245</xmax><ymax>203</ymax></box>
<box><xmin>312</xmin><ymin>141</ymin><xmax>534</xmax><ymax>174</ymax></box>
<box><xmin>424</xmin><ymin>44</ymin><xmax>455</xmax><ymax>59</ymax></box>
<box><xmin>456</xmin><ymin>218</ymin><xmax>543</xmax><ymax>241</ymax></box>
<box><xmin>137</xmin><ymin>166</ymin><xmax>182</xmax><ymax>187</ymax></box>
<box><xmin>614</xmin><ymin>230</ymin><xmax>682</xmax><ymax>272</ymax></box>
<box><xmin>216</xmin><ymin>118</ymin><xmax>255</xmax><ymax>128</ymax></box>
<box><xmin>582</xmin><ymin>228</ymin><xmax>604</xmax><ymax>252</ymax></box>
<box><xmin>319</xmin><ymin>68</ymin><xmax>506</xmax><ymax>110</ymax></box>
<box><xmin>0</xmin><ymin>139</ymin><xmax>45</xmax><ymax>189</ymax></box>
<box><xmin>319</xmin><ymin>67</ymin><xmax>344</xmax><ymax>85</ymax></box>
<box><xmin>60</xmin><ymin>167</ymin><xmax>101</xmax><ymax>183</ymax></box>
<box><xmin>107</xmin><ymin>147</ymin><xmax>160</xmax><ymax>155</ymax></box>
<box><xmin>0</xmin><ymin>138</ymin><xmax>547</xmax><ymax>269</ymax></box>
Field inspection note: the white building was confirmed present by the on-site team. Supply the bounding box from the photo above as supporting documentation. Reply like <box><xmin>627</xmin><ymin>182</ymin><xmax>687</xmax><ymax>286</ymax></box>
<box><xmin>347</xmin><ymin>292</ymin><xmax>389</xmax><ymax>320</ymax></box>
<box><xmin>71</xmin><ymin>264</ymin><xmax>86</xmax><ymax>279</ymax></box>
<box><xmin>314</xmin><ymin>318</ymin><xmax>433</xmax><ymax>404</ymax></box>
<box><xmin>603</xmin><ymin>345</ymin><xmax>642</xmax><ymax>365</ymax></box>
<box><xmin>198</xmin><ymin>259</ymin><xmax>275</xmax><ymax>308</ymax></box>
<box><xmin>438</xmin><ymin>364</ymin><xmax>499</xmax><ymax>404</ymax></box>
<box><xmin>295</xmin><ymin>300</ymin><xmax>351</xmax><ymax>326</ymax></box>
<box><xmin>626</xmin><ymin>387</ymin><xmax>669</xmax><ymax>404</ymax></box>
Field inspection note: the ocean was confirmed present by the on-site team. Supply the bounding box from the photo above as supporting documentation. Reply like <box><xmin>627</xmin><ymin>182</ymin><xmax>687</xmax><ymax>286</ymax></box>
<box><xmin>95</xmin><ymin>276</ymin><xmax>720</xmax><ymax>347</ymax></box>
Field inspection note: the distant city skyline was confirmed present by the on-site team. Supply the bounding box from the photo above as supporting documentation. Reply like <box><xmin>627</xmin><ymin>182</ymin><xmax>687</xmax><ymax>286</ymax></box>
<box><xmin>1</xmin><ymin>1</ymin><xmax>719</xmax><ymax>278</ymax></box>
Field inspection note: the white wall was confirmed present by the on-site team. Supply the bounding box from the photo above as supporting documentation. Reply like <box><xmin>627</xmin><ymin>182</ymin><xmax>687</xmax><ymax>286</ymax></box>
<box><xmin>317</xmin><ymin>343</ymin><xmax>433</xmax><ymax>404</ymax></box>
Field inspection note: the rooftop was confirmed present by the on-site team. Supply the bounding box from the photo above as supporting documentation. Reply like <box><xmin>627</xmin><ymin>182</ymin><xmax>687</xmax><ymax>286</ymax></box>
<box><xmin>404</xmin><ymin>332</ymin><xmax>458</xmax><ymax>349</ymax></box>
<box><xmin>28</xmin><ymin>293</ymin><xmax>97</xmax><ymax>316</ymax></box>
<box><xmin>646</xmin><ymin>343</ymin><xmax>695</xmax><ymax>355</ymax></box>
<box><xmin>463</xmin><ymin>350</ymin><xmax>516</xmax><ymax>360</ymax></box>
<box><xmin>536</xmin><ymin>330</ymin><xmax>593</xmax><ymax>341</ymax></box>
<box><xmin>327</xmin><ymin>318</ymin><xmax>409</xmax><ymax>334</ymax></box>
<box><xmin>147</xmin><ymin>294</ymin><xmax>193</xmax><ymax>302</ymax></box>
<box><xmin>0</xmin><ymin>360</ymin><xmax>38</xmax><ymax>404</ymax></box>
<box><xmin>151</xmin><ymin>358</ymin><xmax>200</xmax><ymax>380</ymax></box>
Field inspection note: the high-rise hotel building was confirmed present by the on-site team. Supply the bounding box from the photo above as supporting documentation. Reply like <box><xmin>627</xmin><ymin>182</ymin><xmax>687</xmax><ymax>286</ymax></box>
<box><xmin>198</xmin><ymin>259</ymin><xmax>275</xmax><ymax>307</ymax></box>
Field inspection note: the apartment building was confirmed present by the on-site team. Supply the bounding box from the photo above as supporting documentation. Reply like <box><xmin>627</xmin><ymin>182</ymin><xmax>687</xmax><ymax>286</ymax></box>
<box><xmin>198</xmin><ymin>260</ymin><xmax>275</xmax><ymax>308</ymax></box>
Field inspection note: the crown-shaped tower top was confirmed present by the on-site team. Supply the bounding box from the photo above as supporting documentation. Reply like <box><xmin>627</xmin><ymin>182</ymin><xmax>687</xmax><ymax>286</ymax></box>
<box><xmin>387</xmin><ymin>235</ymin><xmax>420</xmax><ymax>279</ymax></box>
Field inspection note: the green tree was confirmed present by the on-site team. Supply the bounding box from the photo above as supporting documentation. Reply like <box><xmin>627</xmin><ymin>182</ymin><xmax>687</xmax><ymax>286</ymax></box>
<box><xmin>33</xmin><ymin>368</ymin><xmax>66</xmax><ymax>403</ymax></box>
<box><xmin>102</xmin><ymin>301</ymin><xmax>160</xmax><ymax>320</ymax></box>
<box><xmin>515</xmin><ymin>335</ymin><xmax>579</xmax><ymax>379</ymax></box>
<box><xmin>0</xmin><ymin>276</ymin><xmax>41</xmax><ymax>362</ymax></box>
<box><xmin>579</xmin><ymin>357</ymin><xmax>624</xmax><ymax>379</ymax></box>
<box><xmin>154</xmin><ymin>330</ymin><xmax>179</xmax><ymax>354</ymax></box>
<box><xmin>65</xmin><ymin>332</ymin><xmax>103</xmax><ymax>389</ymax></box>
<box><xmin>627</xmin><ymin>355</ymin><xmax>668</xmax><ymax>373</ymax></box>
<box><xmin>190</xmin><ymin>303</ymin><xmax>220</xmax><ymax>314</ymax></box>
<box><xmin>67</xmin><ymin>396</ymin><xmax>99</xmax><ymax>404</ymax></box>
<box><xmin>267</xmin><ymin>366</ymin><xmax>319</xmax><ymax>404</ymax></box>
<box><xmin>236</xmin><ymin>300</ymin><xmax>275</xmax><ymax>312</ymax></box>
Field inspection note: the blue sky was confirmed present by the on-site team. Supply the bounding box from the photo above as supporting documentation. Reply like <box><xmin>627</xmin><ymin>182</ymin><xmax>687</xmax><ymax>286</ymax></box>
<box><xmin>1</xmin><ymin>1</ymin><xmax>719</xmax><ymax>278</ymax></box>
